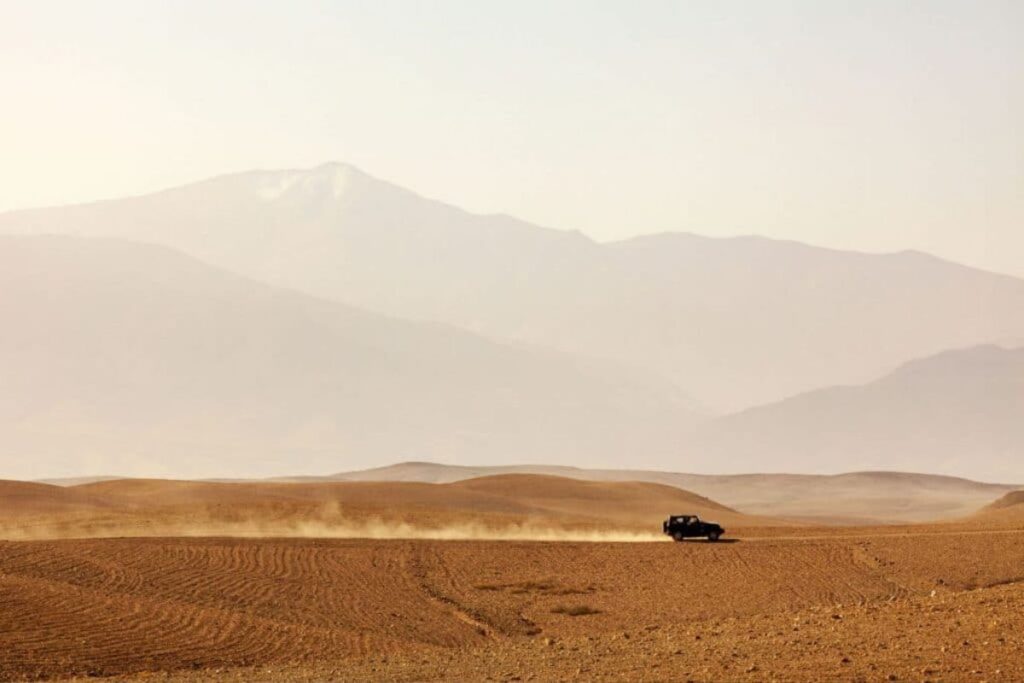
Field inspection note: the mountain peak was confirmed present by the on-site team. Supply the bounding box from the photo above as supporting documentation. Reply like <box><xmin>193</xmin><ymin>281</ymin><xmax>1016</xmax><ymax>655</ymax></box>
<box><xmin>254</xmin><ymin>162</ymin><xmax>368</xmax><ymax>202</ymax></box>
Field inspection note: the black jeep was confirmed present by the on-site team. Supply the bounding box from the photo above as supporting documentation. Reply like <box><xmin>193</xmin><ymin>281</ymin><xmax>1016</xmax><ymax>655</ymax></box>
<box><xmin>663</xmin><ymin>514</ymin><xmax>724</xmax><ymax>542</ymax></box>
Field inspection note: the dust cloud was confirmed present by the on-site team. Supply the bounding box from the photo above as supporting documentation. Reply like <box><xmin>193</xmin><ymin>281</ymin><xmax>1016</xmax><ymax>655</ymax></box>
<box><xmin>0</xmin><ymin>514</ymin><xmax>668</xmax><ymax>543</ymax></box>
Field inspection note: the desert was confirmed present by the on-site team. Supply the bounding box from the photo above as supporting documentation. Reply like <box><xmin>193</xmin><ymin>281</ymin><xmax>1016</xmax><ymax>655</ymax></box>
<box><xmin>1</xmin><ymin>474</ymin><xmax>1023</xmax><ymax>682</ymax></box>
<box><xmin>3</xmin><ymin>3</ymin><xmax>1022</xmax><ymax>681</ymax></box>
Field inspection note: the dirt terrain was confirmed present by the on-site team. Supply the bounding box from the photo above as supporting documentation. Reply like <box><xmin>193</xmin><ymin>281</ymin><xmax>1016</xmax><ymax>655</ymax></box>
<box><xmin>0</xmin><ymin>530</ymin><xmax>1022</xmax><ymax>682</ymax></box>
<box><xmin>0</xmin><ymin>477</ymin><xmax>1021</xmax><ymax>681</ymax></box>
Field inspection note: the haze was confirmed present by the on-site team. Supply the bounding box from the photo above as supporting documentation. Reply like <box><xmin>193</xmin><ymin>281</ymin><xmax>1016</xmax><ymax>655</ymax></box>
<box><xmin>0</xmin><ymin>2</ymin><xmax>1022</xmax><ymax>483</ymax></box>
<box><xmin>2</xmin><ymin>0</ymin><xmax>1022</xmax><ymax>277</ymax></box>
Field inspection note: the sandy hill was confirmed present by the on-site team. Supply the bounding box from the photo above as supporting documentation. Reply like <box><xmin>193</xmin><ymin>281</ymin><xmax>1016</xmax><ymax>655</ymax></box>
<box><xmin>443</xmin><ymin>474</ymin><xmax>743</xmax><ymax>527</ymax></box>
<box><xmin>4</xmin><ymin>162</ymin><xmax>1024</xmax><ymax>415</ymax></box>
<box><xmin>325</xmin><ymin>461</ymin><xmax>581</xmax><ymax>483</ymax></box>
<box><xmin>327</xmin><ymin>461</ymin><xmax>1017</xmax><ymax>524</ymax></box>
<box><xmin>79</xmin><ymin>474</ymin><xmax>760</xmax><ymax>527</ymax></box>
<box><xmin>984</xmin><ymin>490</ymin><xmax>1024</xmax><ymax>510</ymax></box>
<box><xmin>0</xmin><ymin>474</ymin><xmax>772</xmax><ymax>540</ymax></box>
<box><xmin>0</xmin><ymin>235</ymin><xmax>699</xmax><ymax>481</ymax></box>
<box><xmin>967</xmin><ymin>491</ymin><xmax>1024</xmax><ymax>527</ymax></box>
<box><xmin>687</xmin><ymin>345</ymin><xmax>1024</xmax><ymax>483</ymax></box>
<box><xmin>0</xmin><ymin>480</ymin><xmax>113</xmax><ymax>516</ymax></box>
<box><xmin>36</xmin><ymin>476</ymin><xmax>123</xmax><ymax>487</ymax></box>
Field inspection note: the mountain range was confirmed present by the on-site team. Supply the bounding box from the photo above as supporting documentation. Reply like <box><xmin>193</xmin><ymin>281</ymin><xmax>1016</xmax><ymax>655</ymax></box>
<box><xmin>0</xmin><ymin>163</ymin><xmax>1021</xmax><ymax>481</ymax></box>
<box><xmin>0</xmin><ymin>235</ymin><xmax>698</xmax><ymax>480</ymax></box>
<box><xmin>5</xmin><ymin>163</ymin><xmax>1024</xmax><ymax>412</ymax></box>
<box><xmin>688</xmin><ymin>345</ymin><xmax>1024</xmax><ymax>482</ymax></box>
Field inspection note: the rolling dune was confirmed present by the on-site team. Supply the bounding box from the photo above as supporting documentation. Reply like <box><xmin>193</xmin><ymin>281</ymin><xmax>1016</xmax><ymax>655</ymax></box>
<box><xmin>0</xmin><ymin>475</ymin><xmax>773</xmax><ymax>542</ymax></box>
<box><xmin>0</xmin><ymin>480</ymin><xmax>114</xmax><ymax>516</ymax></box>
<box><xmin>327</xmin><ymin>461</ymin><xmax>1019</xmax><ymax>524</ymax></box>
<box><xmin>969</xmin><ymin>490</ymin><xmax>1024</xmax><ymax>526</ymax></box>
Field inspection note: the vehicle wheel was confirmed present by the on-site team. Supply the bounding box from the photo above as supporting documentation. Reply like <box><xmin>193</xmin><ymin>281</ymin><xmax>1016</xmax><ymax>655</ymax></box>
<box><xmin>672</xmin><ymin>532</ymin><xmax>684</xmax><ymax>542</ymax></box>
<box><xmin>707</xmin><ymin>531</ymin><xmax>720</xmax><ymax>542</ymax></box>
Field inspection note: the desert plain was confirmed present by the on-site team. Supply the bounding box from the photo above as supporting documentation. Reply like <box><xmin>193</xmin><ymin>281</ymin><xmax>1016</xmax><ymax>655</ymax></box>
<box><xmin>1</xmin><ymin>473</ymin><xmax>1022</xmax><ymax>682</ymax></box>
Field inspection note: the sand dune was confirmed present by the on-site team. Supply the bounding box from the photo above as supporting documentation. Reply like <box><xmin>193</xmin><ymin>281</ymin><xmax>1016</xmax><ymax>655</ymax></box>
<box><xmin>326</xmin><ymin>461</ymin><xmax>1017</xmax><ymax>524</ymax></box>
<box><xmin>0</xmin><ymin>474</ymin><xmax>771</xmax><ymax>542</ymax></box>
<box><xmin>970</xmin><ymin>490</ymin><xmax>1024</xmax><ymax>526</ymax></box>
<box><xmin>985</xmin><ymin>490</ymin><xmax>1024</xmax><ymax>510</ymax></box>
<box><xmin>36</xmin><ymin>476</ymin><xmax>122</xmax><ymax>487</ymax></box>
<box><xmin>0</xmin><ymin>480</ymin><xmax>114</xmax><ymax>516</ymax></box>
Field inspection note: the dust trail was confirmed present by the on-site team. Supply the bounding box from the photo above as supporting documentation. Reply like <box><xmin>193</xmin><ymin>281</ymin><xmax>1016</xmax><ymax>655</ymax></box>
<box><xmin>264</xmin><ymin>519</ymin><xmax>667</xmax><ymax>543</ymax></box>
<box><xmin>0</xmin><ymin>517</ymin><xmax>669</xmax><ymax>543</ymax></box>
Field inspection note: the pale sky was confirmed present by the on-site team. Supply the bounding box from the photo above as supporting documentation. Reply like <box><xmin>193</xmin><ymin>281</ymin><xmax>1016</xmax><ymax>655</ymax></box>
<box><xmin>2</xmin><ymin>1</ymin><xmax>1021</xmax><ymax>276</ymax></box>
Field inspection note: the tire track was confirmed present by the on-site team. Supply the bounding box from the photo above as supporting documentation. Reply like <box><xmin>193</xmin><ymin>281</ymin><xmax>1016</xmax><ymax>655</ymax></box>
<box><xmin>405</xmin><ymin>543</ymin><xmax>500</xmax><ymax>640</ymax></box>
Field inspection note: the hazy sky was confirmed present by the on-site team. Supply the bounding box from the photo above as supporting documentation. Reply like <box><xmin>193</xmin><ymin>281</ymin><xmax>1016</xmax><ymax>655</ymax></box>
<box><xmin>2</xmin><ymin>1</ymin><xmax>1021</xmax><ymax>276</ymax></box>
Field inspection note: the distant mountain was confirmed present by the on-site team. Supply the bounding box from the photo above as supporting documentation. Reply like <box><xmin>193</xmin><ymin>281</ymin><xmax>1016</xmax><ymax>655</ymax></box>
<box><xmin>4</xmin><ymin>163</ymin><xmax>1024</xmax><ymax>410</ymax></box>
<box><xmin>687</xmin><ymin>345</ymin><xmax>1024</xmax><ymax>483</ymax></box>
<box><xmin>35</xmin><ymin>476</ymin><xmax>123</xmax><ymax>487</ymax></box>
<box><xmin>321</xmin><ymin>461</ymin><xmax>1018</xmax><ymax>524</ymax></box>
<box><xmin>0</xmin><ymin>235</ymin><xmax>700</xmax><ymax>480</ymax></box>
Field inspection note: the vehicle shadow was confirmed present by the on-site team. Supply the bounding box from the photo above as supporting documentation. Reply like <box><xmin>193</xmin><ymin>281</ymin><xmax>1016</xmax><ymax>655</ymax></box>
<box><xmin>675</xmin><ymin>538</ymin><xmax>740</xmax><ymax>544</ymax></box>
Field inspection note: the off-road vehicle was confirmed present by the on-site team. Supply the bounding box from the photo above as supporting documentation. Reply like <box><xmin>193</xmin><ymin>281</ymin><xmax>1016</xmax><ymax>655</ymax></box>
<box><xmin>663</xmin><ymin>514</ymin><xmax>724</xmax><ymax>542</ymax></box>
